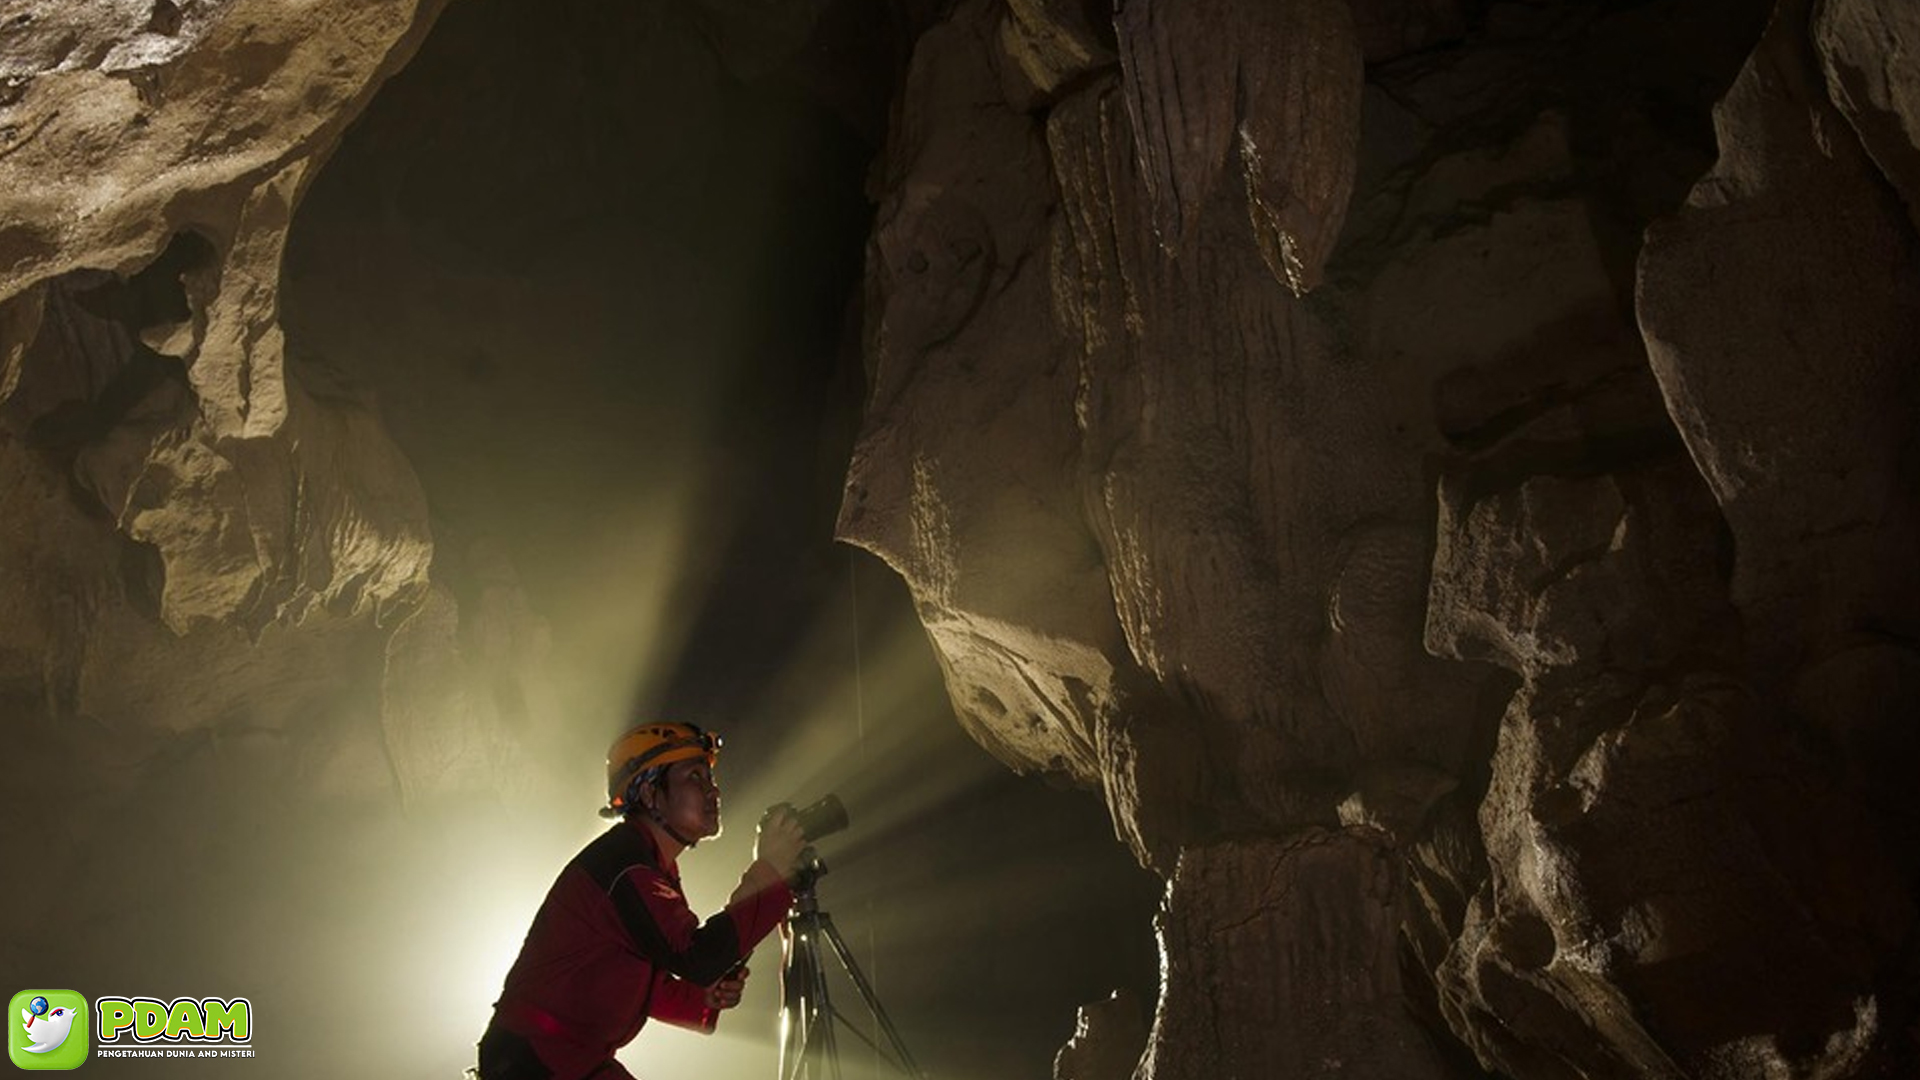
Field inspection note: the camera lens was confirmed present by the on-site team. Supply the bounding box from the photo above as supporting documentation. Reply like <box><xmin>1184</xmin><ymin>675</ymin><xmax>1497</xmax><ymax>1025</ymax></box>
<box><xmin>794</xmin><ymin>794</ymin><xmax>849</xmax><ymax>841</ymax></box>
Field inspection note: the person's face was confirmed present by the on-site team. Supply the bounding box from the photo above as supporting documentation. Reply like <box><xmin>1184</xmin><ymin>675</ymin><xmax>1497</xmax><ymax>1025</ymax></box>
<box><xmin>645</xmin><ymin>758</ymin><xmax>722</xmax><ymax>841</ymax></box>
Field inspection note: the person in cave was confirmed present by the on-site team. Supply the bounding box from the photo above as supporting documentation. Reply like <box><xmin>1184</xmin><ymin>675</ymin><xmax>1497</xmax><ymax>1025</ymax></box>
<box><xmin>472</xmin><ymin>722</ymin><xmax>807</xmax><ymax>1080</ymax></box>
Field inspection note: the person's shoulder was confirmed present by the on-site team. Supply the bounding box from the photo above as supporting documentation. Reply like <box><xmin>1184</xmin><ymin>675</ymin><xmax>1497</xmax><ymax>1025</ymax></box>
<box><xmin>569</xmin><ymin>820</ymin><xmax>669</xmax><ymax>889</ymax></box>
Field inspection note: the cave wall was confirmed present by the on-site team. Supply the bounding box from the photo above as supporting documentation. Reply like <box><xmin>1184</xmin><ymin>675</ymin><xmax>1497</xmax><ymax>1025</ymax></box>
<box><xmin>839</xmin><ymin>0</ymin><xmax>1920</xmax><ymax>1077</ymax></box>
<box><xmin>0</xmin><ymin>0</ymin><xmax>556</xmax><ymax>1057</ymax></box>
<box><xmin>5</xmin><ymin>0</ymin><xmax>1919</xmax><ymax>1076</ymax></box>
<box><xmin>0</xmin><ymin>0</ymin><xmax>897</xmax><ymax>897</ymax></box>
<box><xmin>0</xmin><ymin>0</ymin><xmax>478</xmax><ymax>791</ymax></box>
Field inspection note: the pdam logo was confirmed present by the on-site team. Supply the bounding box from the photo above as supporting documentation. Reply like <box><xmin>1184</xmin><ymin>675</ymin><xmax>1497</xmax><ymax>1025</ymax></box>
<box><xmin>93</xmin><ymin>997</ymin><xmax>254</xmax><ymax>1060</ymax></box>
<box><xmin>8</xmin><ymin>990</ymin><xmax>88</xmax><ymax>1070</ymax></box>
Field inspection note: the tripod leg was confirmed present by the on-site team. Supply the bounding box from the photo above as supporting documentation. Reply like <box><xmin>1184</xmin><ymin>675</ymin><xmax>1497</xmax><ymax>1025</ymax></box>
<box><xmin>816</xmin><ymin>915</ymin><xmax>925</xmax><ymax>1079</ymax></box>
<box><xmin>810</xmin><ymin>923</ymin><xmax>844</xmax><ymax>1080</ymax></box>
<box><xmin>781</xmin><ymin>919</ymin><xmax>823</xmax><ymax>1080</ymax></box>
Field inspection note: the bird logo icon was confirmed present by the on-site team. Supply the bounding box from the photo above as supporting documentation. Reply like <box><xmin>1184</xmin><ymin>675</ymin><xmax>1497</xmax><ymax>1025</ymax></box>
<box><xmin>9</xmin><ymin>989</ymin><xmax>89</xmax><ymax>1070</ymax></box>
<box><xmin>20</xmin><ymin>997</ymin><xmax>77</xmax><ymax>1055</ymax></box>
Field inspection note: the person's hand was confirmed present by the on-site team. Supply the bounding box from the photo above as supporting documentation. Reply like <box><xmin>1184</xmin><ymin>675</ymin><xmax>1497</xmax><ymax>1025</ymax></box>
<box><xmin>706</xmin><ymin>966</ymin><xmax>748</xmax><ymax>1011</ymax></box>
<box><xmin>755</xmin><ymin>805</ymin><xmax>808</xmax><ymax>880</ymax></box>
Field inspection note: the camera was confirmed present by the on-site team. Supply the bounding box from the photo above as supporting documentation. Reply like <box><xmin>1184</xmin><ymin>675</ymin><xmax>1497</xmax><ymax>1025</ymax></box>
<box><xmin>770</xmin><ymin>793</ymin><xmax>849</xmax><ymax>842</ymax></box>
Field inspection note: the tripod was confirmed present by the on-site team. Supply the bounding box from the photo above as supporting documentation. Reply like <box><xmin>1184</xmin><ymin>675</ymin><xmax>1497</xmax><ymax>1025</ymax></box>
<box><xmin>779</xmin><ymin>855</ymin><xmax>926</xmax><ymax>1080</ymax></box>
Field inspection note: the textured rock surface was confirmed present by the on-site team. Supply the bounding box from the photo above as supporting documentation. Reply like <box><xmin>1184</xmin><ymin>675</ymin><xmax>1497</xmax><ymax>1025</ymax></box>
<box><xmin>1146</xmin><ymin>831</ymin><xmax>1450</xmax><ymax>1079</ymax></box>
<box><xmin>843</xmin><ymin>0</ymin><xmax>1920</xmax><ymax>1075</ymax></box>
<box><xmin>0</xmin><ymin>0</ymin><xmax>452</xmax><ymax>437</ymax></box>
<box><xmin>1115</xmin><ymin>0</ymin><xmax>1364</xmax><ymax>292</ymax></box>
<box><xmin>0</xmin><ymin>0</ymin><xmax>908</xmax><ymax>886</ymax></box>
<box><xmin>1053</xmin><ymin>988</ymin><xmax>1148</xmax><ymax>1080</ymax></box>
<box><xmin>0</xmin><ymin>0</ymin><xmax>464</xmax><ymax>801</ymax></box>
<box><xmin>0</xmin><ymin>0</ymin><xmax>448</xmax><ymax>627</ymax></box>
<box><xmin>1641</xmin><ymin>0</ymin><xmax>1920</xmax><ymax>671</ymax></box>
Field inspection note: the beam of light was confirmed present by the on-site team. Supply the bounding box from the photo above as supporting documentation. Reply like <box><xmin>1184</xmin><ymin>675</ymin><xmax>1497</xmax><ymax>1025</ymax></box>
<box><xmin>388</xmin><ymin>531</ymin><xmax>1147</xmax><ymax>1080</ymax></box>
<box><xmin>719</xmin><ymin>577</ymin><xmax>990</xmax><ymax>826</ymax></box>
<box><xmin>321</xmin><ymin>536</ymin><xmax>1154</xmax><ymax>1080</ymax></box>
<box><xmin>627</xmin><ymin>579</ymin><xmax>1162</xmax><ymax>1080</ymax></box>
<box><xmin>341</xmin><ymin>804</ymin><xmax>608</xmax><ymax>1077</ymax></box>
<box><xmin>541</xmin><ymin>461</ymin><xmax>736</xmax><ymax>734</ymax></box>
<box><xmin>554</xmin><ymin>478</ymin><xmax>709</xmax><ymax>713</ymax></box>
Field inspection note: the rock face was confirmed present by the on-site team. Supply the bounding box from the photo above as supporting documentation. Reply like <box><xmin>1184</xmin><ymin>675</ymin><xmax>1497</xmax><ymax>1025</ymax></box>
<box><xmin>0</xmin><ymin>0</ymin><xmax>542</xmax><ymax>1004</ymax></box>
<box><xmin>0</xmin><ymin>0</ymin><xmax>448</xmax><ymax>688</ymax></box>
<box><xmin>5</xmin><ymin>0</ymin><xmax>1919</xmax><ymax>1076</ymax></box>
<box><xmin>1149</xmin><ymin>832</ymin><xmax>1450</xmax><ymax>1079</ymax></box>
<box><xmin>0</xmin><ymin>0</ymin><xmax>910</xmax><ymax>924</ymax></box>
<box><xmin>840</xmin><ymin>0</ymin><xmax>1920</xmax><ymax>1076</ymax></box>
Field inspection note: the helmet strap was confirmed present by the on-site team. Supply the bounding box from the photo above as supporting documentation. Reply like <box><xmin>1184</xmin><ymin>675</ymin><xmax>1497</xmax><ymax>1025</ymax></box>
<box><xmin>645</xmin><ymin>772</ymin><xmax>701</xmax><ymax>849</ymax></box>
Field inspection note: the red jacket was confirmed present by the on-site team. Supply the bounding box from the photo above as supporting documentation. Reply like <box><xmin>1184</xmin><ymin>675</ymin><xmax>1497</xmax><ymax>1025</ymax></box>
<box><xmin>491</xmin><ymin>820</ymin><xmax>792</xmax><ymax>1077</ymax></box>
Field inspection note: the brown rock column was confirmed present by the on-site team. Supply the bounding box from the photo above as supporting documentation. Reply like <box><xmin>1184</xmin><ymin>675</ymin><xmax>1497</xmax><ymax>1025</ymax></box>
<box><xmin>843</xmin><ymin>0</ymin><xmax>1470</xmax><ymax>1075</ymax></box>
<box><xmin>1147</xmin><ymin>831</ymin><xmax>1448</xmax><ymax>1080</ymax></box>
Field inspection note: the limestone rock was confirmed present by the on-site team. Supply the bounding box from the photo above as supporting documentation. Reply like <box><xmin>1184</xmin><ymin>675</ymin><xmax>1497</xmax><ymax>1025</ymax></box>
<box><xmin>0</xmin><ymin>0</ymin><xmax>499</xmax><ymax>819</ymax></box>
<box><xmin>116</xmin><ymin>421</ymin><xmax>263</xmax><ymax>629</ymax></box>
<box><xmin>0</xmin><ymin>0</ymin><xmax>450</xmax><ymax>438</ymax></box>
<box><xmin>1053</xmin><ymin>989</ymin><xmax>1147</xmax><ymax>1080</ymax></box>
<box><xmin>841</xmin><ymin>0</ymin><xmax>1129</xmax><ymax>791</ymax></box>
<box><xmin>999</xmin><ymin>0</ymin><xmax>1117</xmax><ymax>99</ymax></box>
<box><xmin>1448</xmin><ymin>673</ymin><xmax>1910</xmax><ymax>1079</ymax></box>
<box><xmin>0</xmin><ymin>287</ymin><xmax>43</xmax><ymax>404</ymax></box>
<box><xmin>1640</xmin><ymin>0</ymin><xmax>1920</xmax><ymax>667</ymax></box>
<box><xmin>1115</xmin><ymin>0</ymin><xmax>1364</xmax><ymax>293</ymax></box>
<box><xmin>1425</xmin><ymin>457</ymin><xmax>1725</xmax><ymax>678</ymax></box>
<box><xmin>1045</xmin><ymin>72</ymin><xmax>1492</xmax><ymax>841</ymax></box>
<box><xmin>1142</xmin><ymin>831</ymin><xmax>1451</xmax><ymax>1080</ymax></box>
<box><xmin>848</xmin><ymin>0</ymin><xmax>1920</xmax><ymax>1073</ymax></box>
<box><xmin>1815</xmin><ymin>0</ymin><xmax>1920</xmax><ymax>231</ymax></box>
<box><xmin>10</xmin><ymin>267</ymin><xmax>433</xmax><ymax>635</ymax></box>
<box><xmin>0</xmin><ymin>0</ymin><xmax>448</xmax><ymax>639</ymax></box>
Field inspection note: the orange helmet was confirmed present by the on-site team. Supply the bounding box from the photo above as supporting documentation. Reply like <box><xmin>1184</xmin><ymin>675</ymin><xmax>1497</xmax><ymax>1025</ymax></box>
<box><xmin>604</xmin><ymin>721</ymin><xmax>721</xmax><ymax>816</ymax></box>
